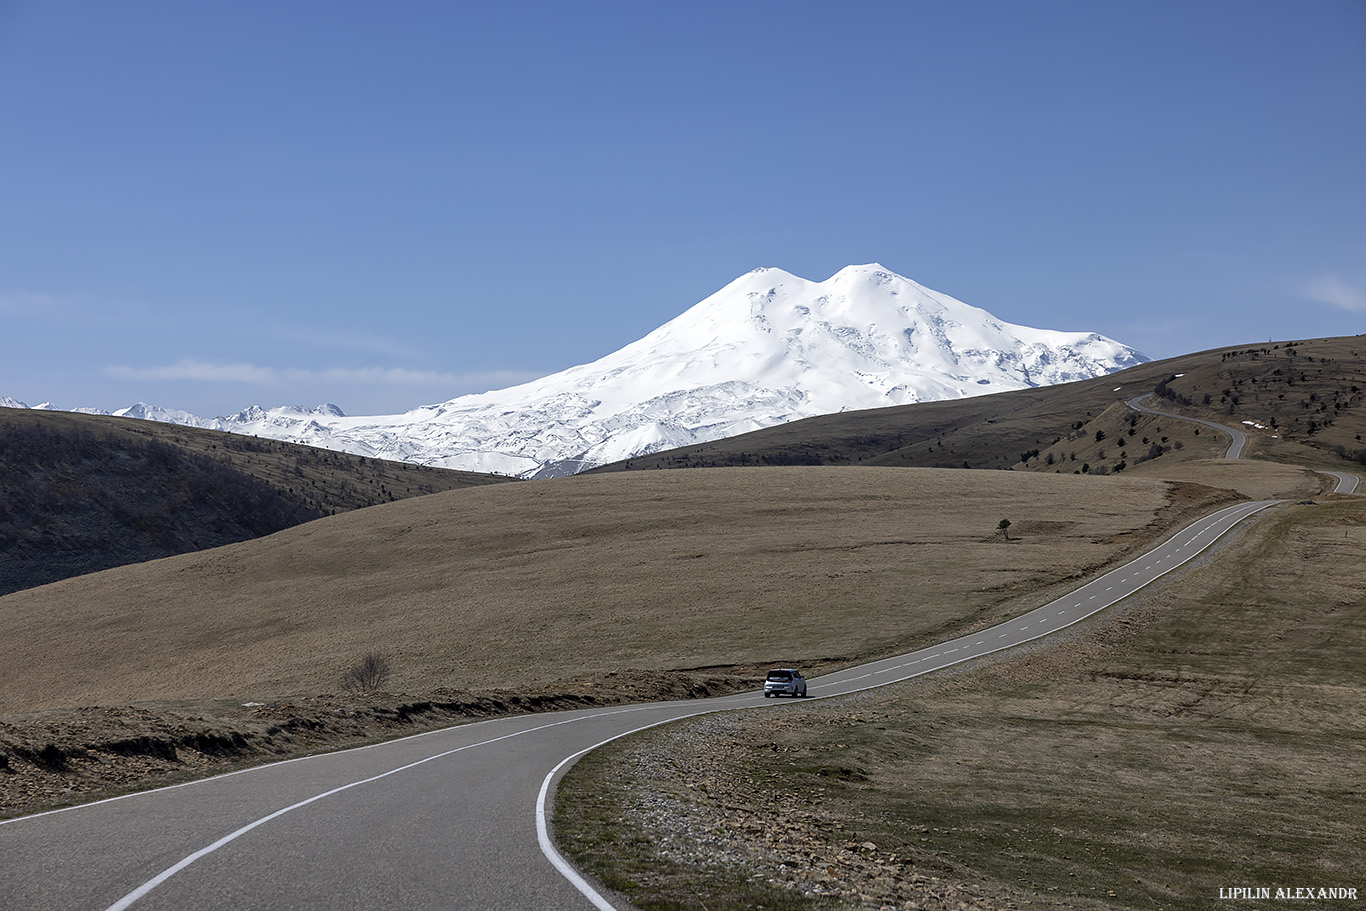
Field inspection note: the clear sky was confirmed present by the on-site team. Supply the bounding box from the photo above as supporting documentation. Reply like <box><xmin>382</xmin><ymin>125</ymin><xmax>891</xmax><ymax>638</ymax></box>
<box><xmin>2</xmin><ymin>0</ymin><xmax>1363</xmax><ymax>417</ymax></box>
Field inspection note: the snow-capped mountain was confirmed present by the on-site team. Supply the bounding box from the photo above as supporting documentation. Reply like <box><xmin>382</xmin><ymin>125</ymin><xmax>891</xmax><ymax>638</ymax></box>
<box><xmin>5</xmin><ymin>264</ymin><xmax>1149</xmax><ymax>477</ymax></box>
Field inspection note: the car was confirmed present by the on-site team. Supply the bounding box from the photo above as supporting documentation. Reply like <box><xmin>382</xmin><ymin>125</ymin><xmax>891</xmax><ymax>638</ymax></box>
<box><xmin>763</xmin><ymin>668</ymin><xmax>807</xmax><ymax>698</ymax></box>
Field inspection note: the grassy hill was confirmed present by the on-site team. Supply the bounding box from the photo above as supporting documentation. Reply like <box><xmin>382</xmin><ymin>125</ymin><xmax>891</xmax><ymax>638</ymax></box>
<box><xmin>0</xmin><ymin>407</ymin><xmax>513</xmax><ymax>596</ymax></box>
<box><xmin>0</xmin><ymin>467</ymin><xmax>1260</xmax><ymax>715</ymax></box>
<box><xmin>6</xmin><ymin>460</ymin><xmax>1307</xmax><ymax>816</ymax></box>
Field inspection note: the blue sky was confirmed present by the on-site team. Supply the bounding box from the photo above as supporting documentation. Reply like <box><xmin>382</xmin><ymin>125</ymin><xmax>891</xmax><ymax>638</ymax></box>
<box><xmin>2</xmin><ymin>0</ymin><xmax>1363</xmax><ymax>417</ymax></box>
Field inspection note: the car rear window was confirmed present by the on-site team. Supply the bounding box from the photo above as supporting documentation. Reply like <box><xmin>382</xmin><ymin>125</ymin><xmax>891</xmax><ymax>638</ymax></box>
<box><xmin>767</xmin><ymin>671</ymin><xmax>792</xmax><ymax>681</ymax></box>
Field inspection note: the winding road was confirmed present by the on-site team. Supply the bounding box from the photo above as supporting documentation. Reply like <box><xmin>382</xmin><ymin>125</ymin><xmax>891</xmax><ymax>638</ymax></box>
<box><xmin>0</xmin><ymin>496</ymin><xmax>1280</xmax><ymax>911</ymax></box>
<box><xmin>1321</xmin><ymin>470</ymin><xmax>1361</xmax><ymax>494</ymax></box>
<box><xmin>1128</xmin><ymin>393</ymin><xmax>1360</xmax><ymax>493</ymax></box>
<box><xmin>1126</xmin><ymin>393</ymin><xmax>1248</xmax><ymax>458</ymax></box>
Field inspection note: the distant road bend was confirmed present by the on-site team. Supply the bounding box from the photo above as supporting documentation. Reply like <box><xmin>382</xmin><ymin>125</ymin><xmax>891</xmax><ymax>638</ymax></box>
<box><xmin>1127</xmin><ymin>393</ymin><xmax>1248</xmax><ymax>459</ymax></box>
<box><xmin>1128</xmin><ymin>393</ymin><xmax>1360</xmax><ymax>494</ymax></box>
<box><xmin>0</xmin><ymin>494</ymin><xmax>1281</xmax><ymax>911</ymax></box>
<box><xmin>1322</xmin><ymin>470</ymin><xmax>1361</xmax><ymax>494</ymax></box>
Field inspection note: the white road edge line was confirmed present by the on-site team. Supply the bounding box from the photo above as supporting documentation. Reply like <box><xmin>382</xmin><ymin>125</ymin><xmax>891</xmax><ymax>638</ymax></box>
<box><xmin>536</xmin><ymin>708</ymin><xmax>717</xmax><ymax>911</ymax></box>
<box><xmin>98</xmin><ymin>702</ymin><xmax>678</xmax><ymax>911</ymax></box>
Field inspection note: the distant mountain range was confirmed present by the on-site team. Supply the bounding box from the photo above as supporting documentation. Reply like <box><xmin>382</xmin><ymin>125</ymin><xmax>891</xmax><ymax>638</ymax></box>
<box><xmin>4</xmin><ymin>264</ymin><xmax>1149</xmax><ymax>477</ymax></box>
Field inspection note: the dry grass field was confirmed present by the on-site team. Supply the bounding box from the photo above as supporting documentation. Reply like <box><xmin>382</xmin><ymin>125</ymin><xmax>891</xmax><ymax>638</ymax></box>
<box><xmin>1</xmin><ymin>467</ymin><xmax>1235</xmax><ymax>715</ymax></box>
<box><xmin>560</xmin><ymin>493</ymin><xmax>1366</xmax><ymax>911</ymax></box>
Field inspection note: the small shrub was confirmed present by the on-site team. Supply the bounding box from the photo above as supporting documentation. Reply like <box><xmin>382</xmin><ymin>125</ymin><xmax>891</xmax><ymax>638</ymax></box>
<box><xmin>341</xmin><ymin>652</ymin><xmax>392</xmax><ymax>694</ymax></box>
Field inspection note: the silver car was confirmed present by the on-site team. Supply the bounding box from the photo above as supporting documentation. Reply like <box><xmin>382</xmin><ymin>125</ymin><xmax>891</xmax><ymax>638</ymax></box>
<box><xmin>763</xmin><ymin>668</ymin><xmax>807</xmax><ymax>698</ymax></box>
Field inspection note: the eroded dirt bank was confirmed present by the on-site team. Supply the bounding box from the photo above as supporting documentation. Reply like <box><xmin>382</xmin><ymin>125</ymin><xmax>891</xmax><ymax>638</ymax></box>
<box><xmin>0</xmin><ymin>668</ymin><xmax>757</xmax><ymax>818</ymax></box>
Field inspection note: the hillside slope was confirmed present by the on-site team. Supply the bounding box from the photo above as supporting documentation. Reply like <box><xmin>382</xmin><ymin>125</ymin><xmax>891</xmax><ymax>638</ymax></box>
<box><xmin>0</xmin><ymin>467</ymin><xmax>1243</xmax><ymax>714</ymax></box>
<box><xmin>0</xmin><ymin>408</ymin><xmax>513</xmax><ymax>596</ymax></box>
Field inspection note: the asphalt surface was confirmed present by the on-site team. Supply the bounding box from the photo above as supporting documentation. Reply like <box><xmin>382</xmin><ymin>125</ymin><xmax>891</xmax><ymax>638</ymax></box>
<box><xmin>1323</xmin><ymin>470</ymin><xmax>1361</xmax><ymax>494</ymax></box>
<box><xmin>1127</xmin><ymin>394</ymin><xmax>1248</xmax><ymax>458</ymax></box>
<box><xmin>0</xmin><ymin>497</ymin><xmax>1280</xmax><ymax>911</ymax></box>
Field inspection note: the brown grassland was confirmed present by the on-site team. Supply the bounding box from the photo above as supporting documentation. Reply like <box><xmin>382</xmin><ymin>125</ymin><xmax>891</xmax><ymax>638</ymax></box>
<box><xmin>557</xmin><ymin>488</ymin><xmax>1366</xmax><ymax>911</ymax></box>
<box><xmin>1</xmin><ymin>467</ymin><xmax>1246</xmax><ymax>714</ymax></box>
<box><xmin>2</xmin><ymin>455</ymin><xmax>1307</xmax><ymax>817</ymax></box>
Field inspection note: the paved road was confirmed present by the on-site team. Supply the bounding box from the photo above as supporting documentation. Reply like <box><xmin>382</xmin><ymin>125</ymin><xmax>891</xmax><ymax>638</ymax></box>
<box><xmin>1322</xmin><ymin>470</ymin><xmax>1361</xmax><ymax>494</ymax></box>
<box><xmin>0</xmin><ymin>499</ymin><xmax>1280</xmax><ymax>911</ymax></box>
<box><xmin>1127</xmin><ymin>394</ymin><xmax>1248</xmax><ymax>458</ymax></box>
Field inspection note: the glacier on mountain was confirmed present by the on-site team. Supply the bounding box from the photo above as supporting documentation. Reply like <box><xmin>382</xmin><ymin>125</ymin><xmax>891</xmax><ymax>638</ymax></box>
<box><xmin>3</xmin><ymin>264</ymin><xmax>1148</xmax><ymax>477</ymax></box>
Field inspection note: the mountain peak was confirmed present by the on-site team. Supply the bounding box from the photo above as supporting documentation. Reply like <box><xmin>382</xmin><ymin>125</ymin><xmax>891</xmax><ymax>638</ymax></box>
<box><xmin>321</xmin><ymin>263</ymin><xmax>1146</xmax><ymax>476</ymax></box>
<box><xmin>832</xmin><ymin>262</ymin><xmax>892</xmax><ymax>276</ymax></box>
<box><xmin>22</xmin><ymin>264</ymin><xmax>1150</xmax><ymax>479</ymax></box>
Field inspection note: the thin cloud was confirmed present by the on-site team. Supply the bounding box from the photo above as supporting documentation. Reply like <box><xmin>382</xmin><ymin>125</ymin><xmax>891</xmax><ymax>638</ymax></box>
<box><xmin>0</xmin><ymin>290</ymin><xmax>70</xmax><ymax>316</ymax></box>
<box><xmin>1302</xmin><ymin>274</ymin><xmax>1366</xmax><ymax>313</ymax></box>
<box><xmin>0</xmin><ymin>289</ymin><xmax>153</xmax><ymax>321</ymax></box>
<box><xmin>105</xmin><ymin>360</ymin><xmax>545</xmax><ymax>391</ymax></box>
<box><xmin>271</xmin><ymin>326</ymin><xmax>420</xmax><ymax>359</ymax></box>
<box><xmin>107</xmin><ymin>361</ymin><xmax>281</xmax><ymax>384</ymax></box>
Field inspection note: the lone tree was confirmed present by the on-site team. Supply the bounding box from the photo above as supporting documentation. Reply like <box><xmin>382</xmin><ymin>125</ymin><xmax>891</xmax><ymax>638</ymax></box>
<box><xmin>997</xmin><ymin>518</ymin><xmax>1012</xmax><ymax>540</ymax></box>
<box><xmin>341</xmin><ymin>652</ymin><xmax>392</xmax><ymax>694</ymax></box>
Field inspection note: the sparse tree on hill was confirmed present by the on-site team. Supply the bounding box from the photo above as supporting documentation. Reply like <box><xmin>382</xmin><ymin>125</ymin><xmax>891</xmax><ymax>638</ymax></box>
<box><xmin>341</xmin><ymin>652</ymin><xmax>392</xmax><ymax>694</ymax></box>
